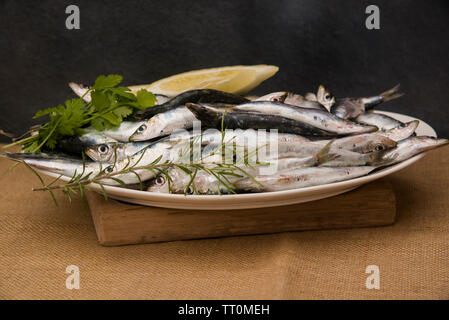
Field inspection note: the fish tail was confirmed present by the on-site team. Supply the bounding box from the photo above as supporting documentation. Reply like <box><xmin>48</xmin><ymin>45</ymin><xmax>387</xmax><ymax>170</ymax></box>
<box><xmin>380</xmin><ymin>84</ymin><xmax>404</xmax><ymax>103</ymax></box>
<box><xmin>315</xmin><ymin>140</ymin><xmax>341</xmax><ymax>166</ymax></box>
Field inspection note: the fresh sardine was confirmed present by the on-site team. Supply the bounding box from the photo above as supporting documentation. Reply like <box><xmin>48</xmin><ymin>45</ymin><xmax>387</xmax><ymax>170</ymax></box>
<box><xmin>379</xmin><ymin>120</ymin><xmax>419</xmax><ymax>142</ymax></box>
<box><xmin>314</xmin><ymin>133</ymin><xmax>397</xmax><ymax>154</ymax></box>
<box><xmin>375</xmin><ymin>136</ymin><xmax>449</xmax><ymax>166</ymax></box>
<box><xmin>234</xmin><ymin>166</ymin><xmax>376</xmax><ymax>192</ymax></box>
<box><xmin>130</xmin><ymin>106</ymin><xmax>197</xmax><ymax>141</ymax></box>
<box><xmin>255</xmin><ymin>87</ymin><xmax>333</xmax><ymax>111</ymax></box>
<box><xmin>99</xmin><ymin>121</ymin><xmax>149</xmax><ymax>142</ymax></box>
<box><xmin>355</xmin><ymin>112</ymin><xmax>404</xmax><ymax>131</ymax></box>
<box><xmin>230</xmin><ymin>101</ymin><xmax>378</xmax><ymax>135</ymax></box>
<box><xmin>187</xmin><ymin>103</ymin><xmax>339</xmax><ymax>136</ymax></box>
<box><xmin>3</xmin><ymin>152</ymin><xmax>103</xmax><ymax>180</ymax></box>
<box><xmin>331</xmin><ymin>85</ymin><xmax>404</xmax><ymax>119</ymax></box>
<box><xmin>68</xmin><ymin>82</ymin><xmax>169</xmax><ymax>104</ymax></box>
<box><xmin>135</xmin><ymin>89</ymin><xmax>249</xmax><ymax>119</ymax></box>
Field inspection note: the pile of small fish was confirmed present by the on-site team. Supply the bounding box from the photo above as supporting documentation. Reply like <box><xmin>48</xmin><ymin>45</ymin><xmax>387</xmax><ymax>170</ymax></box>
<box><xmin>4</xmin><ymin>84</ymin><xmax>449</xmax><ymax>194</ymax></box>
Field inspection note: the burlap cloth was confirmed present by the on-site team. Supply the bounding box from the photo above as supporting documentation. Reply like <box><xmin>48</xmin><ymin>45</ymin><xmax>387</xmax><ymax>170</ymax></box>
<box><xmin>0</xmin><ymin>145</ymin><xmax>448</xmax><ymax>300</ymax></box>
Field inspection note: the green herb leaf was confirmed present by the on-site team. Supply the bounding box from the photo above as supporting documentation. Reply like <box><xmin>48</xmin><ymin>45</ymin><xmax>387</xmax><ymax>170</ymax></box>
<box><xmin>136</xmin><ymin>89</ymin><xmax>156</xmax><ymax>108</ymax></box>
<box><xmin>90</xmin><ymin>90</ymin><xmax>110</xmax><ymax>111</ymax></box>
<box><xmin>93</xmin><ymin>74</ymin><xmax>123</xmax><ymax>90</ymax></box>
<box><xmin>112</xmin><ymin>106</ymin><xmax>133</xmax><ymax>119</ymax></box>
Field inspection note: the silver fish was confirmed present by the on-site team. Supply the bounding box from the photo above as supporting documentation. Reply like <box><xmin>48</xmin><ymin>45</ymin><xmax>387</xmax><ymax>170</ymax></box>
<box><xmin>146</xmin><ymin>143</ymin><xmax>338</xmax><ymax>194</ymax></box>
<box><xmin>330</xmin><ymin>85</ymin><xmax>404</xmax><ymax>119</ymax></box>
<box><xmin>376</xmin><ymin>136</ymin><xmax>449</xmax><ymax>166</ymax></box>
<box><xmin>255</xmin><ymin>87</ymin><xmax>333</xmax><ymax>111</ymax></box>
<box><xmin>68</xmin><ymin>82</ymin><xmax>169</xmax><ymax>104</ymax></box>
<box><xmin>284</xmin><ymin>93</ymin><xmax>328</xmax><ymax>111</ymax></box>
<box><xmin>378</xmin><ymin>120</ymin><xmax>419</xmax><ymax>142</ymax></box>
<box><xmin>3</xmin><ymin>152</ymin><xmax>104</xmax><ymax>181</ymax></box>
<box><xmin>232</xmin><ymin>101</ymin><xmax>378</xmax><ymax>135</ymax></box>
<box><xmin>234</xmin><ymin>166</ymin><xmax>376</xmax><ymax>192</ymax></box>
<box><xmin>129</xmin><ymin>106</ymin><xmax>197</xmax><ymax>141</ymax></box>
<box><xmin>355</xmin><ymin>112</ymin><xmax>404</xmax><ymax>131</ymax></box>
<box><xmin>314</xmin><ymin>133</ymin><xmax>397</xmax><ymax>154</ymax></box>
<box><xmin>99</xmin><ymin>120</ymin><xmax>149</xmax><ymax>142</ymax></box>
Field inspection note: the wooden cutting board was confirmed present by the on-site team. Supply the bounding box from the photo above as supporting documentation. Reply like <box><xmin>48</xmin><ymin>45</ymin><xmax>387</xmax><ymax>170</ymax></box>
<box><xmin>85</xmin><ymin>179</ymin><xmax>396</xmax><ymax>246</ymax></box>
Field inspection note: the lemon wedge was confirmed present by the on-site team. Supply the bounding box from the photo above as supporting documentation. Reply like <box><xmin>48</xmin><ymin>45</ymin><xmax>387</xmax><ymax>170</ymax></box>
<box><xmin>129</xmin><ymin>65</ymin><xmax>279</xmax><ymax>97</ymax></box>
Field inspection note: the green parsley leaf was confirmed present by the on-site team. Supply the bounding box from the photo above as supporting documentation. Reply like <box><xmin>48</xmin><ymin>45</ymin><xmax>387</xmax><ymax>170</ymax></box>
<box><xmin>91</xmin><ymin>118</ymin><xmax>105</xmax><ymax>131</ymax></box>
<box><xmin>14</xmin><ymin>74</ymin><xmax>156</xmax><ymax>153</ymax></box>
<box><xmin>110</xmin><ymin>86</ymin><xmax>136</xmax><ymax>101</ymax></box>
<box><xmin>93</xmin><ymin>74</ymin><xmax>123</xmax><ymax>90</ymax></box>
<box><xmin>90</xmin><ymin>90</ymin><xmax>110</xmax><ymax>111</ymax></box>
<box><xmin>101</xmin><ymin>112</ymin><xmax>121</xmax><ymax>126</ymax></box>
<box><xmin>136</xmin><ymin>89</ymin><xmax>156</xmax><ymax>108</ymax></box>
<box><xmin>113</xmin><ymin>106</ymin><xmax>133</xmax><ymax>119</ymax></box>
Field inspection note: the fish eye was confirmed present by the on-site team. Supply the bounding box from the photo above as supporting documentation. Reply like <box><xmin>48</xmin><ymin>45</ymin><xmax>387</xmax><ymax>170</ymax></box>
<box><xmin>325</xmin><ymin>94</ymin><xmax>331</xmax><ymax>100</ymax></box>
<box><xmin>272</xmin><ymin>97</ymin><xmax>279</xmax><ymax>102</ymax></box>
<box><xmin>104</xmin><ymin>165</ymin><xmax>114</xmax><ymax>174</ymax></box>
<box><xmin>155</xmin><ymin>176</ymin><xmax>166</xmax><ymax>185</ymax></box>
<box><xmin>137</xmin><ymin>124</ymin><xmax>147</xmax><ymax>133</ymax></box>
<box><xmin>98</xmin><ymin>144</ymin><xmax>109</xmax><ymax>154</ymax></box>
<box><xmin>375</xmin><ymin>144</ymin><xmax>385</xmax><ymax>151</ymax></box>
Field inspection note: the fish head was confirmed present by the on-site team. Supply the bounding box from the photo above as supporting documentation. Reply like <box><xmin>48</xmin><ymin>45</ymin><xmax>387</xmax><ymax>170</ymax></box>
<box><xmin>146</xmin><ymin>174</ymin><xmax>171</xmax><ymax>193</ymax></box>
<box><xmin>375</xmin><ymin>136</ymin><xmax>449</xmax><ymax>166</ymax></box>
<box><xmin>316</xmin><ymin>85</ymin><xmax>335</xmax><ymax>110</ymax></box>
<box><xmin>256</xmin><ymin>92</ymin><xmax>288</xmax><ymax>103</ymax></box>
<box><xmin>86</xmin><ymin>143</ymin><xmax>121</xmax><ymax>162</ymax></box>
<box><xmin>129</xmin><ymin>119</ymin><xmax>158</xmax><ymax>142</ymax></box>
<box><xmin>360</xmin><ymin>134</ymin><xmax>398</xmax><ymax>153</ymax></box>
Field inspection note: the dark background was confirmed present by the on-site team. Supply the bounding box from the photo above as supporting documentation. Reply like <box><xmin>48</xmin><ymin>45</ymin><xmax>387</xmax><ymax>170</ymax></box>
<box><xmin>0</xmin><ymin>0</ymin><xmax>448</xmax><ymax>142</ymax></box>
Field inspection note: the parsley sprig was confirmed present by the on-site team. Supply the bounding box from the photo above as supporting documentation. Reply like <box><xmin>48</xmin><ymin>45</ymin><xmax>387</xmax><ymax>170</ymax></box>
<box><xmin>6</xmin><ymin>75</ymin><xmax>155</xmax><ymax>153</ymax></box>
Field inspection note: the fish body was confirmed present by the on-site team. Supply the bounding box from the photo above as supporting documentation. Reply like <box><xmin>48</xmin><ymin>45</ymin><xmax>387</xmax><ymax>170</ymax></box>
<box><xmin>187</xmin><ymin>103</ymin><xmax>340</xmax><ymax>136</ymax></box>
<box><xmin>135</xmin><ymin>89</ymin><xmax>249</xmax><ymax>119</ymax></box>
<box><xmin>130</xmin><ymin>106</ymin><xmax>197</xmax><ymax>141</ymax></box>
<box><xmin>230</xmin><ymin>101</ymin><xmax>378</xmax><ymax>135</ymax></box>
<box><xmin>146</xmin><ymin>151</ymin><xmax>336</xmax><ymax>194</ymax></box>
<box><xmin>284</xmin><ymin>93</ymin><xmax>328</xmax><ymax>111</ymax></box>
<box><xmin>234</xmin><ymin>166</ymin><xmax>376</xmax><ymax>192</ymax></box>
<box><xmin>314</xmin><ymin>133</ymin><xmax>397</xmax><ymax>154</ymax></box>
<box><xmin>355</xmin><ymin>112</ymin><xmax>403</xmax><ymax>131</ymax></box>
<box><xmin>4</xmin><ymin>152</ymin><xmax>103</xmax><ymax>180</ymax></box>
<box><xmin>379</xmin><ymin>120</ymin><xmax>419</xmax><ymax>142</ymax></box>
<box><xmin>255</xmin><ymin>89</ymin><xmax>331</xmax><ymax>111</ymax></box>
<box><xmin>68</xmin><ymin>82</ymin><xmax>169</xmax><ymax>104</ymax></box>
<box><xmin>375</xmin><ymin>136</ymin><xmax>449</xmax><ymax>166</ymax></box>
<box><xmin>330</xmin><ymin>85</ymin><xmax>403</xmax><ymax>119</ymax></box>
<box><xmin>100</xmin><ymin>120</ymin><xmax>149</xmax><ymax>142</ymax></box>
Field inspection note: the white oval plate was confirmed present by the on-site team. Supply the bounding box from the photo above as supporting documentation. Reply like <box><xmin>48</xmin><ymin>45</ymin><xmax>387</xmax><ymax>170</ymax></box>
<box><xmin>41</xmin><ymin>111</ymin><xmax>436</xmax><ymax>210</ymax></box>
